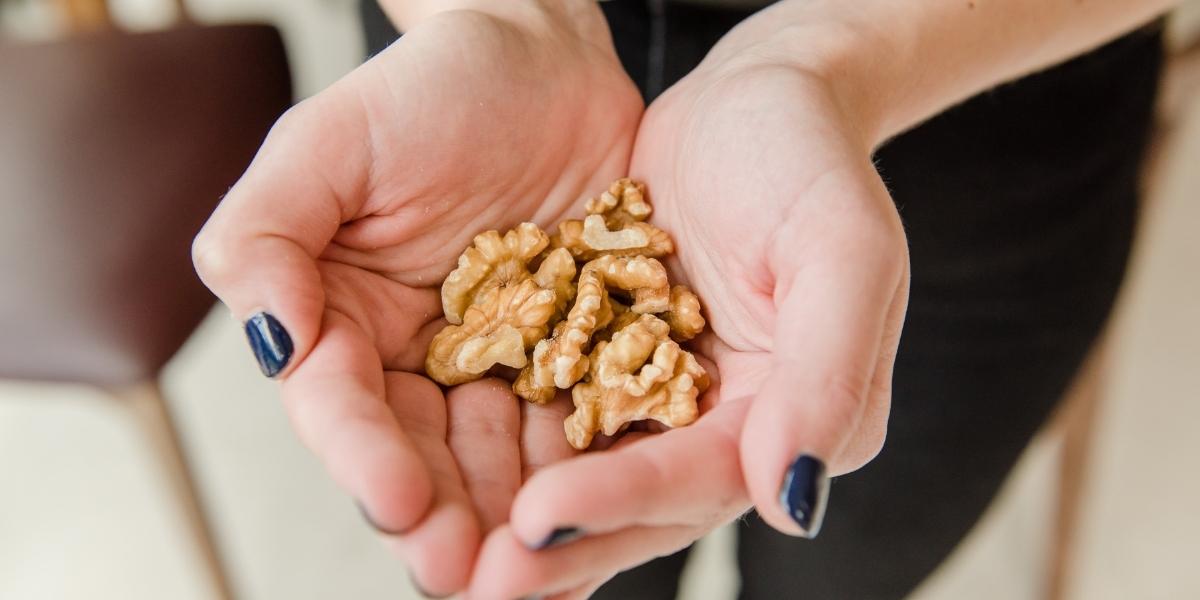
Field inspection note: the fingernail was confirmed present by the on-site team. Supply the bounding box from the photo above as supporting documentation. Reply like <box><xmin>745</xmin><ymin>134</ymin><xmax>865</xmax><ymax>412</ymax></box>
<box><xmin>779</xmin><ymin>453</ymin><xmax>830</xmax><ymax>538</ymax></box>
<box><xmin>356</xmin><ymin>500</ymin><xmax>408</xmax><ymax>536</ymax></box>
<box><xmin>407</xmin><ymin>569</ymin><xmax>451</xmax><ymax>599</ymax></box>
<box><xmin>244</xmin><ymin>312</ymin><xmax>293</xmax><ymax>378</ymax></box>
<box><xmin>527</xmin><ymin>526</ymin><xmax>583</xmax><ymax>550</ymax></box>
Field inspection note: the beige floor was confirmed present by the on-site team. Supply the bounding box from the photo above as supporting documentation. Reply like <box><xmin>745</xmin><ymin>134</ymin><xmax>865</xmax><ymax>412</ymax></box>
<box><xmin>3</xmin><ymin>3</ymin><xmax>1200</xmax><ymax>600</ymax></box>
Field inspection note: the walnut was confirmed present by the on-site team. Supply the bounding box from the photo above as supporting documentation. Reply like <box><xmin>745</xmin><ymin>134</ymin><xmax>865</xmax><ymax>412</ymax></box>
<box><xmin>587</xmin><ymin>178</ymin><xmax>652</xmax><ymax>225</ymax></box>
<box><xmin>513</xmin><ymin>255</ymin><xmax>671</xmax><ymax>403</ymax></box>
<box><xmin>662</xmin><ymin>285</ymin><xmax>706</xmax><ymax>341</ymax></box>
<box><xmin>427</xmin><ymin>178</ymin><xmax>709</xmax><ymax>447</ymax></box>
<box><xmin>563</xmin><ymin>314</ymin><xmax>709</xmax><ymax>450</ymax></box>
<box><xmin>551</xmin><ymin>178</ymin><xmax>674</xmax><ymax>260</ymax></box>
<box><xmin>442</xmin><ymin>223</ymin><xmax>550</xmax><ymax>325</ymax></box>
<box><xmin>583</xmin><ymin>254</ymin><xmax>670</xmax><ymax>314</ymax></box>
<box><xmin>426</xmin><ymin>279</ymin><xmax>555</xmax><ymax>386</ymax></box>
<box><xmin>427</xmin><ymin>225</ymin><xmax>576</xmax><ymax>386</ymax></box>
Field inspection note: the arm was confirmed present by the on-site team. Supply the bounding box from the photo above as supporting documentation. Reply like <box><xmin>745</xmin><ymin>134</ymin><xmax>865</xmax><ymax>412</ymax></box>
<box><xmin>192</xmin><ymin>0</ymin><xmax>641</xmax><ymax>596</ymax></box>
<box><xmin>375</xmin><ymin>0</ymin><xmax>608</xmax><ymax>40</ymax></box>
<box><xmin>468</xmin><ymin>2</ymin><xmax>1178</xmax><ymax>597</ymax></box>
<box><xmin>722</xmin><ymin>0</ymin><xmax>1175</xmax><ymax>146</ymax></box>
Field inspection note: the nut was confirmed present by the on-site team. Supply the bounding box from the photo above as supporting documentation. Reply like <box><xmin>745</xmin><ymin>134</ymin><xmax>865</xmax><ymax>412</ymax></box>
<box><xmin>514</xmin><ymin>255</ymin><xmax>669</xmax><ymax>403</ymax></box>
<box><xmin>532</xmin><ymin>247</ymin><xmax>578</xmax><ymax>320</ymax></box>
<box><xmin>426</xmin><ymin>279</ymin><xmax>561</xmax><ymax>386</ymax></box>
<box><xmin>428</xmin><ymin>224</ymin><xmax>576</xmax><ymax>387</ymax></box>
<box><xmin>587</xmin><ymin>178</ymin><xmax>652</xmax><ymax>225</ymax></box>
<box><xmin>662</xmin><ymin>285</ymin><xmax>706</xmax><ymax>341</ymax></box>
<box><xmin>551</xmin><ymin>179</ymin><xmax>673</xmax><ymax>260</ymax></box>
<box><xmin>442</xmin><ymin>222</ymin><xmax>550</xmax><ymax>325</ymax></box>
<box><xmin>563</xmin><ymin>314</ymin><xmax>709</xmax><ymax>450</ymax></box>
<box><xmin>427</xmin><ymin>178</ymin><xmax>709</xmax><ymax>446</ymax></box>
<box><xmin>583</xmin><ymin>254</ymin><xmax>670</xmax><ymax>314</ymax></box>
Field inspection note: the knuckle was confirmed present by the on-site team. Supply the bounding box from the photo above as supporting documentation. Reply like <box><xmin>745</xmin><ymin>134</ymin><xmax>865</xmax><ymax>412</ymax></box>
<box><xmin>817</xmin><ymin>372</ymin><xmax>871</xmax><ymax>435</ymax></box>
<box><xmin>190</xmin><ymin>230</ymin><xmax>234</xmax><ymax>286</ymax></box>
<box><xmin>268</xmin><ymin>102</ymin><xmax>313</xmax><ymax>140</ymax></box>
<box><xmin>825</xmin><ymin>371</ymin><xmax>869</xmax><ymax>409</ymax></box>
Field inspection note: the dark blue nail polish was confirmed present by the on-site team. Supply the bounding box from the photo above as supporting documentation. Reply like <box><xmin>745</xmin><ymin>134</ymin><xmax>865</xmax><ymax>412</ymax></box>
<box><xmin>356</xmin><ymin>501</ymin><xmax>408</xmax><ymax>536</ymax></box>
<box><xmin>244</xmin><ymin>312</ymin><xmax>293</xmax><ymax>378</ymax></box>
<box><xmin>779</xmin><ymin>454</ymin><xmax>830</xmax><ymax>538</ymax></box>
<box><xmin>527</xmin><ymin>526</ymin><xmax>583</xmax><ymax>550</ymax></box>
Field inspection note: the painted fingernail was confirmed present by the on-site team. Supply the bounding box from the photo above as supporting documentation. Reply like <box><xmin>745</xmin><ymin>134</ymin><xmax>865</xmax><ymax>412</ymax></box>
<box><xmin>356</xmin><ymin>501</ymin><xmax>408</xmax><ymax>536</ymax></box>
<box><xmin>407</xmin><ymin>569</ymin><xmax>451</xmax><ymax>599</ymax></box>
<box><xmin>244</xmin><ymin>312</ymin><xmax>293</xmax><ymax>378</ymax></box>
<box><xmin>527</xmin><ymin>526</ymin><xmax>583</xmax><ymax>550</ymax></box>
<box><xmin>779</xmin><ymin>453</ymin><xmax>830</xmax><ymax>538</ymax></box>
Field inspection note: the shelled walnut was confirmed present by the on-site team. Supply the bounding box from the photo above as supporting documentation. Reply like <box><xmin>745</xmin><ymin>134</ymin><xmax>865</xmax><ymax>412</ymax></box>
<box><xmin>426</xmin><ymin>226</ymin><xmax>576</xmax><ymax>386</ymax></box>
<box><xmin>551</xmin><ymin>178</ymin><xmax>674</xmax><ymax>260</ymax></box>
<box><xmin>514</xmin><ymin>254</ymin><xmax>671</xmax><ymax>404</ymax></box>
<box><xmin>563</xmin><ymin>314</ymin><xmax>709</xmax><ymax>449</ymax></box>
<box><xmin>427</xmin><ymin>178</ymin><xmax>709</xmax><ymax>449</ymax></box>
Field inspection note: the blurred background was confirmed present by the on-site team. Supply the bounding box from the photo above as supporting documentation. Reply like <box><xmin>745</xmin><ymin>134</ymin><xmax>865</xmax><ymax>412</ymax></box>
<box><xmin>0</xmin><ymin>1</ymin><xmax>1197</xmax><ymax>599</ymax></box>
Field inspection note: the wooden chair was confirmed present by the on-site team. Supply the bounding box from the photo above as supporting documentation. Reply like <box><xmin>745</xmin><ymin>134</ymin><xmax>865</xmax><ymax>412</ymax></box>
<box><xmin>0</xmin><ymin>3</ymin><xmax>292</xmax><ymax>597</ymax></box>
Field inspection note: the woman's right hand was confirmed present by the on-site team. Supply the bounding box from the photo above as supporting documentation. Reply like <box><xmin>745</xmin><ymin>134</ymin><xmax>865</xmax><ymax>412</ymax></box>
<box><xmin>191</xmin><ymin>2</ymin><xmax>642</xmax><ymax>595</ymax></box>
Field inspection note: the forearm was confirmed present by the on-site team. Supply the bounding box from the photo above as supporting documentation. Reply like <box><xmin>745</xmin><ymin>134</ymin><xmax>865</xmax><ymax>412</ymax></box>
<box><xmin>376</xmin><ymin>0</ymin><xmax>606</xmax><ymax>39</ymax></box>
<box><xmin>718</xmin><ymin>0</ymin><xmax>1176</xmax><ymax>147</ymax></box>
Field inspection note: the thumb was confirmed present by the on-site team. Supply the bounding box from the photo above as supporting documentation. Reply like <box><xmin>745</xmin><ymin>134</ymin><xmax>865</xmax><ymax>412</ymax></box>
<box><xmin>741</xmin><ymin>213</ymin><xmax>907</xmax><ymax>538</ymax></box>
<box><xmin>192</xmin><ymin>90</ymin><xmax>370</xmax><ymax>378</ymax></box>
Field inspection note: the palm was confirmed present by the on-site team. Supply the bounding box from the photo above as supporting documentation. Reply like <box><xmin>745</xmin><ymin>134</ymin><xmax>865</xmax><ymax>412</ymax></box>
<box><xmin>461</xmin><ymin>51</ymin><xmax>912</xmax><ymax>600</ymax></box>
<box><xmin>318</xmin><ymin>13</ymin><xmax>641</xmax><ymax>589</ymax></box>
<box><xmin>198</xmin><ymin>11</ymin><xmax>643</xmax><ymax>596</ymax></box>
<box><xmin>632</xmin><ymin>65</ymin><xmax>907</xmax><ymax>470</ymax></box>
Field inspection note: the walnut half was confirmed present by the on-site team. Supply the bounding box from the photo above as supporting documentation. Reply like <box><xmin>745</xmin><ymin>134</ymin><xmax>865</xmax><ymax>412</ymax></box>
<box><xmin>551</xmin><ymin>178</ymin><xmax>674</xmax><ymax>261</ymax></box>
<box><xmin>514</xmin><ymin>255</ymin><xmax>672</xmax><ymax>404</ymax></box>
<box><xmin>426</xmin><ymin>224</ymin><xmax>576</xmax><ymax>386</ymax></box>
<box><xmin>563</xmin><ymin>314</ymin><xmax>709</xmax><ymax>450</ymax></box>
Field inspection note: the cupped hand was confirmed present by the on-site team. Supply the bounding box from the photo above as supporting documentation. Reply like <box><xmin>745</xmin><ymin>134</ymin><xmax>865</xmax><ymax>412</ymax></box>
<box><xmin>466</xmin><ymin>42</ymin><xmax>911</xmax><ymax>600</ymax></box>
<box><xmin>191</xmin><ymin>6</ymin><xmax>641</xmax><ymax>595</ymax></box>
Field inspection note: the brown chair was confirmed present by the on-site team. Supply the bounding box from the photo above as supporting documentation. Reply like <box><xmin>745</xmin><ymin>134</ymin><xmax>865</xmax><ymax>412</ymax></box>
<box><xmin>0</xmin><ymin>10</ymin><xmax>291</xmax><ymax>599</ymax></box>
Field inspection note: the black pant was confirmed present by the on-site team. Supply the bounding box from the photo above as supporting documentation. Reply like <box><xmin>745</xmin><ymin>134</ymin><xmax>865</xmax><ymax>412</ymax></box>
<box><xmin>360</xmin><ymin>2</ymin><xmax>1164</xmax><ymax>597</ymax></box>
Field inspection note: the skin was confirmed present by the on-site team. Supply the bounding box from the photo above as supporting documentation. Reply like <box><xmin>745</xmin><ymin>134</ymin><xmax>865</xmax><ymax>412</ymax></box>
<box><xmin>193</xmin><ymin>3</ymin><xmax>641</xmax><ymax>595</ymax></box>
<box><xmin>196</xmin><ymin>0</ymin><xmax>1178</xmax><ymax>597</ymax></box>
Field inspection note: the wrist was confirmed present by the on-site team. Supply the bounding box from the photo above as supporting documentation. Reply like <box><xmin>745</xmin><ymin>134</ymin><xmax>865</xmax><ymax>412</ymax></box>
<box><xmin>698</xmin><ymin>2</ymin><xmax>903</xmax><ymax>150</ymax></box>
<box><xmin>382</xmin><ymin>0</ymin><xmax>610</xmax><ymax>45</ymax></box>
<box><xmin>702</xmin><ymin>0</ymin><xmax>1175</xmax><ymax>149</ymax></box>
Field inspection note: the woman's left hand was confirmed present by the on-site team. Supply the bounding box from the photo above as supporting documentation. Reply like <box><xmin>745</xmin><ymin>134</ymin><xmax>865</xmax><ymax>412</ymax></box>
<box><xmin>463</xmin><ymin>18</ymin><xmax>911</xmax><ymax>600</ymax></box>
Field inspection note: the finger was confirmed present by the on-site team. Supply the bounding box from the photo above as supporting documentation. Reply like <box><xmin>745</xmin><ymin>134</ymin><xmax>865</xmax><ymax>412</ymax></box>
<box><xmin>281</xmin><ymin>310</ymin><xmax>434</xmax><ymax>533</ymax></box>
<box><xmin>520</xmin><ymin>390</ymin><xmax>579</xmax><ymax>481</ymax></box>
<box><xmin>510</xmin><ymin>399</ymin><xmax>750</xmax><ymax>549</ymax></box>
<box><xmin>446</xmin><ymin>379</ymin><xmax>522</xmax><ymax>532</ymax></box>
<box><xmin>468</xmin><ymin>523</ymin><xmax>706</xmax><ymax>600</ymax></box>
<box><xmin>743</xmin><ymin>176</ymin><xmax>908</xmax><ymax>537</ymax></box>
<box><xmin>382</xmin><ymin>371</ymin><xmax>481</xmax><ymax>596</ymax></box>
<box><xmin>192</xmin><ymin>85</ymin><xmax>372</xmax><ymax>378</ymax></box>
<box><xmin>837</xmin><ymin>263</ymin><xmax>910</xmax><ymax>471</ymax></box>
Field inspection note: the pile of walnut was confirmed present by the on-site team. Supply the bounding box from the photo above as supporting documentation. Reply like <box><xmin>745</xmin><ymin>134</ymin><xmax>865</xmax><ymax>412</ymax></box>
<box><xmin>425</xmin><ymin>179</ymin><xmax>709</xmax><ymax>449</ymax></box>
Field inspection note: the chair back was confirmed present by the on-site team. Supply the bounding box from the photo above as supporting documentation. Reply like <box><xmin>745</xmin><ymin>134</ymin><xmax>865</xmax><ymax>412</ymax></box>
<box><xmin>0</xmin><ymin>23</ymin><xmax>292</xmax><ymax>385</ymax></box>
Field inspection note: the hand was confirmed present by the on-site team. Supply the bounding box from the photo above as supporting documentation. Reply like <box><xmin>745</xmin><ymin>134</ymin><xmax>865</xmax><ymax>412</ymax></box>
<box><xmin>191</xmin><ymin>4</ymin><xmax>642</xmax><ymax>595</ymax></box>
<box><xmin>465</xmin><ymin>25</ymin><xmax>910</xmax><ymax>600</ymax></box>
